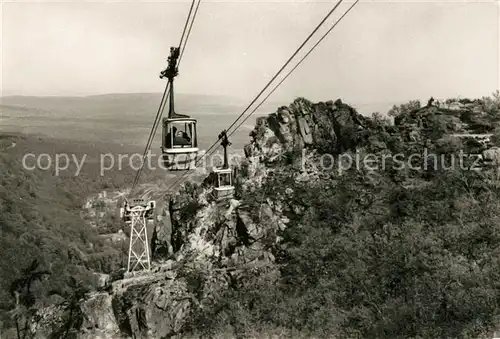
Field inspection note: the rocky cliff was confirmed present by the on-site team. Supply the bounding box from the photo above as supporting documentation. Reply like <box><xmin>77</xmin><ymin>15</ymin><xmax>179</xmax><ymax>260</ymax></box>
<box><xmin>30</xmin><ymin>95</ymin><xmax>500</xmax><ymax>338</ymax></box>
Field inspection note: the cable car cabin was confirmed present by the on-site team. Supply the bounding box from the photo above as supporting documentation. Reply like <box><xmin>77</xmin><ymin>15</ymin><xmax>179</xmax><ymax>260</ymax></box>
<box><xmin>120</xmin><ymin>199</ymin><xmax>156</xmax><ymax>224</ymax></box>
<box><xmin>212</xmin><ymin>167</ymin><xmax>234</xmax><ymax>201</ymax></box>
<box><xmin>161</xmin><ymin>117</ymin><xmax>198</xmax><ymax>170</ymax></box>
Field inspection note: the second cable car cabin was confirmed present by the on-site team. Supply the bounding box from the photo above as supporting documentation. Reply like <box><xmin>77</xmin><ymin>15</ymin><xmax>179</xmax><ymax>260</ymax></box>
<box><xmin>160</xmin><ymin>47</ymin><xmax>199</xmax><ymax>171</ymax></box>
<box><xmin>161</xmin><ymin>116</ymin><xmax>198</xmax><ymax>170</ymax></box>
<box><xmin>212</xmin><ymin>130</ymin><xmax>235</xmax><ymax>201</ymax></box>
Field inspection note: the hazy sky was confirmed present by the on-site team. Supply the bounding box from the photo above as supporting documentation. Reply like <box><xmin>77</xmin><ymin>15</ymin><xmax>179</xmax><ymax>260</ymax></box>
<box><xmin>1</xmin><ymin>0</ymin><xmax>499</xmax><ymax>105</ymax></box>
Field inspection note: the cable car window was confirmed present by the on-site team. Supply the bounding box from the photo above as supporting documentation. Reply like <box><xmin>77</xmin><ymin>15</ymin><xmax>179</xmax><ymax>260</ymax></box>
<box><xmin>218</xmin><ymin>173</ymin><xmax>231</xmax><ymax>187</ymax></box>
<box><xmin>165</xmin><ymin>123</ymin><xmax>193</xmax><ymax>148</ymax></box>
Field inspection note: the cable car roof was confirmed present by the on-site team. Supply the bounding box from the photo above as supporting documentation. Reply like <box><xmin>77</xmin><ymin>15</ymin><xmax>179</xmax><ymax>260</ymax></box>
<box><xmin>213</xmin><ymin>167</ymin><xmax>232</xmax><ymax>174</ymax></box>
<box><xmin>162</xmin><ymin>117</ymin><xmax>197</xmax><ymax>123</ymax></box>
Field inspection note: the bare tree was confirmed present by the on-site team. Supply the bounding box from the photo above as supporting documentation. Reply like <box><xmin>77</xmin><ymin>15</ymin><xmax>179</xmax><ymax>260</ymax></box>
<box><xmin>8</xmin><ymin>259</ymin><xmax>50</xmax><ymax>339</ymax></box>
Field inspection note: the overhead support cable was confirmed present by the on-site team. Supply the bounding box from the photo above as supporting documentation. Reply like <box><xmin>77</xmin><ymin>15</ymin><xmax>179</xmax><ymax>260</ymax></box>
<box><xmin>196</xmin><ymin>0</ymin><xmax>345</xmax><ymax>161</ymax></box>
<box><xmin>164</xmin><ymin>0</ymin><xmax>360</xmax><ymax>194</ymax></box>
<box><xmin>229</xmin><ymin>0</ymin><xmax>361</xmax><ymax>139</ymax></box>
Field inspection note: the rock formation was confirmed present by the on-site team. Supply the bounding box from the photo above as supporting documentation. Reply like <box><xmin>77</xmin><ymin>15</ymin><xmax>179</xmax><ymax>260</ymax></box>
<box><xmin>30</xmin><ymin>96</ymin><xmax>500</xmax><ymax>338</ymax></box>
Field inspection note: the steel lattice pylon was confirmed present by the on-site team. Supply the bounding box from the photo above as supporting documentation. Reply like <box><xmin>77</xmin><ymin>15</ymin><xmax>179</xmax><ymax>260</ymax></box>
<box><xmin>121</xmin><ymin>200</ymin><xmax>155</xmax><ymax>273</ymax></box>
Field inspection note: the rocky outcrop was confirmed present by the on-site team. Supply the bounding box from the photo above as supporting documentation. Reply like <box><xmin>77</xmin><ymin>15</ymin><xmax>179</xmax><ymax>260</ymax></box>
<box><xmin>245</xmin><ymin>98</ymin><xmax>371</xmax><ymax>162</ymax></box>
<box><xmin>151</xmin><ymin>199</ymin><xmax>174</xmax><ymax>260</ymax></box>
<box><xmin>30</xmin><ymin>293</ymin><xmax>121</xmax><ymax>339</ymax></box>
<box><xmin>31</xmin><ymin>96</ymin><xmax>500</xmax><ymax>338</ymax></box>
<box><xmin>80</xmin><ymin>293</ymin><xmax>121</xmax><ymax>338</ymax></box>
<box><xmin>112</xmin><ymin>278</ymin><xmax>194</xmax><ymax>339</ymax></box>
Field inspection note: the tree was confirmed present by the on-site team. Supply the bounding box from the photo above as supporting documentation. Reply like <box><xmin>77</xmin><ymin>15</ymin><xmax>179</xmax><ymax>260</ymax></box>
<box><xmin>371</xmin><ymin>112</ymin><xmax>390</xmax><ymax>126</ymax></box>
<box><xmin>49</xmin><ymin>277</ymin><xmax>89</xmax><ymax>339</ymax></box>
<box><xmin>489</xmin><ymin>127</ymin><xmax>500</xmax><ymax>147</ymax></box>
<box><xmin>387</xmin><ymin>100</ymin><xmax>421</xmax><ymax>118</ymax></box>
<box><xmin>481</xmin><ymin>90</ymin><xmax>500</xmax><ymax>115</ymax></box>
<box><xmin>8</xmin><ymin>259</ymin><xmax>50</xmax><ymax>339</ymax></box>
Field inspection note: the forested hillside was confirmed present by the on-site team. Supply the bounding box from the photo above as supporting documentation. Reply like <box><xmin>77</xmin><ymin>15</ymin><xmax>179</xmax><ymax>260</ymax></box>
<box><xmin>4</xmin><ymin>92</ymin><xmax>500</xmax><ymax>339</ymax></box>
<box><xmin>0</xmin><ymin>134</ymin><xmax>131</xmax><ymax>336</ymax></box>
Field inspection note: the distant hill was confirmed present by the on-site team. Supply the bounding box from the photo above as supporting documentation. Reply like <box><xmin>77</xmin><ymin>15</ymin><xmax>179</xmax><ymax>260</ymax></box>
<box><xmin>0</xmin><ymin>93</ymin><xmax>395</xmax><ymax>153</ymax></box>
<box><xmin>0</xmin><ymin>92</ymin><xmax>282</xmax><ymax>150</ymax></box>
<box><xmin>0</xmin><ymin>92</ymin><xmax>280</xmax><ymax>118</ymax></box>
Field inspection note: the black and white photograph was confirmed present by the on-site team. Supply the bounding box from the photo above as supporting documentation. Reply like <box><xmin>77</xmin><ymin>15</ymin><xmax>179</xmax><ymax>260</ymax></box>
<box><xmin>0</xmin><ymin>0</ymin><xmax>499</xmax><ymax>338</ymax></box>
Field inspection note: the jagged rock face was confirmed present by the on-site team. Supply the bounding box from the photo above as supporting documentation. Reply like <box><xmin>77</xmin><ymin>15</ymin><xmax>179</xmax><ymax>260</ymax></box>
<box><xmin>167</xmin><ymin>193</ymin><xmax>283</xmax><ymax>270</ymax></box>
<box><xmin>395</xmin><ymin>103</ymin><xmax>497</xmax><ymax>137</ymax></box>
<box><xmin>30</xmin><ymin>293</ymin><xmax>122</xmax><ymax>339</ymax></box>
<box><xmin>112</xmin><ymin>279</ymin><xmax>194</xmax><ymax>339</ymax></box>
<box><xmin>158</xmin><ymin>98</ymin><xmax>387</xmax><ymax>272</ymax></box>
<box><xmin>245</xmin><ymin>98</ymin><xmax>369</xmax><ymax>163</ymax></box>
<box><xmin>34</xmin><ymin>97</ymin><xmax>500</xmax><ymax>338</ymax></box>
<box><xmin>483</xmin><ymin>147</ymin><xmax>500</xmax><ymax>165</ymax></box>
<box><xmin>151</xmin><ymin>198</ymin><xmax>173</xmax><ymax>259</ymax></box>
<box><xmin>30</xmin><ymin>304</ymin><xmax>66</xmax><ymax>339</ymax></box>
<box><xmin>79</xmin><ymin>293</ymin><xmax>121</xmax><ymax>338</ymax></box>
<box><xmin>238</xmin><ymin>98</ymin><xmax>380</xmax><ymax>194</ymax></box>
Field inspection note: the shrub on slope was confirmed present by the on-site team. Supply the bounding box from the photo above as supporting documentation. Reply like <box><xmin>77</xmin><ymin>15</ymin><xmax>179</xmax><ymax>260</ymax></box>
<box><xmin>0</xmin><ymin>136</ymin><xmax>122</xmax><ymax>332</ymax></box>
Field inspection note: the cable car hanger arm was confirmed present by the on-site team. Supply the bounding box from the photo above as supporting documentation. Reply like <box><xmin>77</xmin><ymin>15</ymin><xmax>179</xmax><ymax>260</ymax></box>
<box><xmin>129</xmin><ymin>0</ymin><xmax>200</xmax><ymax>197</ymax></box>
